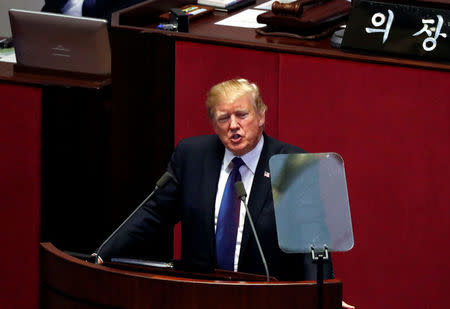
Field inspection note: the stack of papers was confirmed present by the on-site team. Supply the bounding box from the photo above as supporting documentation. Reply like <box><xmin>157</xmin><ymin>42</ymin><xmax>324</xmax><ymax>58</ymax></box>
<box><xmin>0</xmin><ymin>48</ymin><xmax>16</xmax><ymax>64</ymax></box>
<box><xmin>198</xmin><ymin>0</ymin><xmax>255</xmax><ymax>11</ymax></box>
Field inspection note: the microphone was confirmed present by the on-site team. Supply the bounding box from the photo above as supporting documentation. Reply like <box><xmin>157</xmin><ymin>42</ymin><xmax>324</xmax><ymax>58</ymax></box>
<box><xmin>155</xmin><ymin>171</ymin><xmax>176</xmax><ymax>188</ymax></box>
<box><xmin>95</xmin><ymin>171</ymin><xmax>177</xmax><ymax>263</ymax></box>
<box><xmin>234</xmin><ymin>181</ymin><xmax>270</xmax><ymax>281</ymax></box>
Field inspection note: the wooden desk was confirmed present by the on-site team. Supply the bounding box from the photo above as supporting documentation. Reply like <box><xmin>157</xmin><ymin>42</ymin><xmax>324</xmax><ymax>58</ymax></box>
<box><xmin>111</xmin><ymin>2</ymin><xmax>450</xmax><ymax>309</ymax></box>
<box><xmin>112</xmin><ymin>0</ymin><xmax>450</xmax><ymax>70</ymax></box>
<box><xmin>40</xmin><ymin>242</ymin><xmax>342</xmax><ymax>308</ymax></box>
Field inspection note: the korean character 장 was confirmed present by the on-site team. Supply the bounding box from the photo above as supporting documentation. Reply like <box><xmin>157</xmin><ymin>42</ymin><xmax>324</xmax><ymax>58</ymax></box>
<box><xmin>365</xmin><ymin>9</ymin><xmax>394</xmax><ymax>44</ymax></box>
<box><xmin>413</xmin><ymin>15</ymin><xmax>447</xmax><ymax>51</ymax></box>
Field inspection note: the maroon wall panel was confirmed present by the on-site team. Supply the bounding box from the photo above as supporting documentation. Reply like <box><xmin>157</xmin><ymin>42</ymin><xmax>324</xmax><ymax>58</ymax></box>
<box><xmin>0</xmin><ymin>83</ymin><xmax>41</xmax><ymax>308</ymax></box>
<box><xmin>278</xmin><ymin>54</ymin><xmax>449</xmax><ymax>309</ymax></box>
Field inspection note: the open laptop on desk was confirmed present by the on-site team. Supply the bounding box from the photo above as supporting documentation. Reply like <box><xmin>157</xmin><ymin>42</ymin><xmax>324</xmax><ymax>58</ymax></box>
<box><xmin>9</xmin><ymin>9</ymin><xmax>111</xmax><ymax>76</ymax></box>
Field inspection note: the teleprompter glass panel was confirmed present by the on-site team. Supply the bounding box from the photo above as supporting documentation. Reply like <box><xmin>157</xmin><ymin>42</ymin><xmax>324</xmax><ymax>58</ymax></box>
<box><xmin>269</xmin><ymin>153</ymin><xmax>354</xmax><ymax>253</ymax></box>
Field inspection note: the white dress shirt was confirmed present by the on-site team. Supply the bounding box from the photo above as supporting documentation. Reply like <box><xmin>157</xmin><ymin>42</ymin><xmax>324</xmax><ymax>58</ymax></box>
<box><xmin>62</xmin><ymin>0</ymin><xmax>83</xmax><ymax>16</ymax></box>
<box><xmin>214</xmin><ymin>135</ymin><xmax>264</xmax><ymax>271</ymax></box>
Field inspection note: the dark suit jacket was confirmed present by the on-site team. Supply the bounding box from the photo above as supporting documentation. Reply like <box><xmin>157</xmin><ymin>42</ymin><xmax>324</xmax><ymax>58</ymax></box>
<box><xmin>42</xmin><ymin>0</ymin><xmax>145</xmax><ymax>21</ymax></box>
<box><xmin>99</xmin><ymin>134</ymin><xmax>334</xmax><ymax>281</ymax></box>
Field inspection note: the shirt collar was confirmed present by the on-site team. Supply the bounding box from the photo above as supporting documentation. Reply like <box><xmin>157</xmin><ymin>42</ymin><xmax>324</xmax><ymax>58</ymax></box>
<box><xmin>223</xmin><ymin>135</ymin><xmax>264</xmax><ymax>174</ymax></box>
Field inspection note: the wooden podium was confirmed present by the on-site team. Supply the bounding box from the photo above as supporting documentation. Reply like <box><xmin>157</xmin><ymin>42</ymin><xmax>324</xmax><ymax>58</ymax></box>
<box><xmin>40</xmin><ymin>242</ymin><xmax>342</xmax><ymax>308</ymax></box>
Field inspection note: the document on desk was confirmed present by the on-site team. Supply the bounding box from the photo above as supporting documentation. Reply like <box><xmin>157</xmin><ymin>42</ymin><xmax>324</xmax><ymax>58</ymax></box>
<box><xmin>0</xmin><ymin>48</ymin><xmax>16</xmax><ymax>63</ymax></box>
<box><xmin>215</xmin><ymin>9</ymin><xmax>266</xmax><ymax>28</ymax></box>
<box><xmin>254</xmin><ymin>0</ymin><xmax>350</xmax><ymax>10</ymax></box>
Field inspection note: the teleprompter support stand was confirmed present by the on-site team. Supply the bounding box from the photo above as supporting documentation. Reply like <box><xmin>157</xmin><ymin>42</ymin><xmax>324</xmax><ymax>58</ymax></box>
<box><xmin>311</xmin><ymin>245</ymin><xmax>329</xmax><ymax>309</ymax></box>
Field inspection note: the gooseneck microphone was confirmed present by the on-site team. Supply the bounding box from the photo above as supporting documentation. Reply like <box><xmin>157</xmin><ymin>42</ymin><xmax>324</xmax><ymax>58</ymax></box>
<box><xmin>234</xmin><ymin>181</ymin><xmax>270</xmax><ymax>281</ymax></box>
<box><xmin>95</xmin><ymin>171</ymin><xmax>177</xmax><ymax>263</ymax></box>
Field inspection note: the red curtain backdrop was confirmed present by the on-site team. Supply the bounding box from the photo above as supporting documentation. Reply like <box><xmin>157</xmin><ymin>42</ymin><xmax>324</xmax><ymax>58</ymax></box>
<box><xmin>0</xmin><ymin>83</ymin><xmax>41</xmax><ymax>308</ymax></box>
<box><xmin>174</xmin><ymin>41</ymin><xmax>450</xmax><ymax>309</ymax></box>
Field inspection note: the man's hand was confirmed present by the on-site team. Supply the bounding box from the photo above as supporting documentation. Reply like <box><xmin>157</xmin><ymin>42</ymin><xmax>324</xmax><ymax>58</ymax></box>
<box><xmin>342</xmin><ymin>300</ymin><xmax>355</xmax><ymax>308</ymax></box>
<box><xmin>91</xmin><ymin>253</ymin><xmax>104</xmax><ymax>264</ymax></box>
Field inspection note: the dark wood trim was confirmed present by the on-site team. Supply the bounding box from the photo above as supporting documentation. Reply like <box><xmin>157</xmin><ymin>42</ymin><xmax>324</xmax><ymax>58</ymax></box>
<box><xmin>0</xmin><ymin>62</ymin><xmax>111</xmax><ymax>89</ymax></box>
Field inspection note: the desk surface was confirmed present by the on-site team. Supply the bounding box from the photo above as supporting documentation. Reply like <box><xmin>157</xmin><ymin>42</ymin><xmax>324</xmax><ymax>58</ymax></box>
<box><xmin>113</xmin><ymin>0</ymin><xmax>450</xmax><ymax>71</ymax></box>
<box><xmin>0</xmin><ymin>61</ymin><xmax>111</xmax><ymax>89</ymax></box>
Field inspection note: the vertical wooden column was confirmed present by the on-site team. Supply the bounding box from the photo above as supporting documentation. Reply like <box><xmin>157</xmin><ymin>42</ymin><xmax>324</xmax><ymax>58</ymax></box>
<box><xmin>0</xmin><ymin>82</ymin><xmax>41</xmax><ymax>308</ymax></box>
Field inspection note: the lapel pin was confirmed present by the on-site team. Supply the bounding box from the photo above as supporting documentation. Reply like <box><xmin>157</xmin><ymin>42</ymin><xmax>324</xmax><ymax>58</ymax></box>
<box><xmin>264</xmin><ymin>171</ymin><xmax>270</xmax><ymax>178</ymax></box>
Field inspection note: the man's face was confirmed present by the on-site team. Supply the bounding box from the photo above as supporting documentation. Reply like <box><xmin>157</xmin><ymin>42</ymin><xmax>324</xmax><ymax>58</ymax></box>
<box><xmin>211</xmin><ymin>94</ymin><xmax>265</xmax><ymax>156</ymax></box>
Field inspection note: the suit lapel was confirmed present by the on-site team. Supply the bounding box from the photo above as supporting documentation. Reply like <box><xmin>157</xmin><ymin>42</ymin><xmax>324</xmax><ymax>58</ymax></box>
<box><xmin>202</xmin><ymin>137</ymin><xmax>224</xmax><ymax>261</ymax></box>
<box><xmin>239</xmin><ymin>135</ymin><xmax>274</xmax><ymax>261</ymax></box>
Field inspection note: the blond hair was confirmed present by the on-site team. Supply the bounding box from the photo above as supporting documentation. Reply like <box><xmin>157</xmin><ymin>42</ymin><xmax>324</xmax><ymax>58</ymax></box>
<box><xmin>206</xmin><ymin>78</ymin><xmax>267</xmax><ymax>119</ymax></box>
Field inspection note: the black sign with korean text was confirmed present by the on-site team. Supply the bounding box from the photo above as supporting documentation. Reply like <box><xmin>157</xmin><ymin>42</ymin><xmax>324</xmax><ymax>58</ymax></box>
<box><xmin>341</xmin><ymin>0</ymin><xmax>450</xmax><ymax>61</ymax></box>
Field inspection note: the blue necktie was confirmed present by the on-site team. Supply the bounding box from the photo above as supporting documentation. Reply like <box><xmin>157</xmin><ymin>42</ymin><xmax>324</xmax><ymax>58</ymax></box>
<box><xmin>216</xmin><ymin>157</ymin><xmax>245</xmax><ymax>271</ymax></box>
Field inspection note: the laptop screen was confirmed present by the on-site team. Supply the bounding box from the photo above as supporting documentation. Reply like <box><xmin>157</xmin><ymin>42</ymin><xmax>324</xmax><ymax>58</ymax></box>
<box><xmin>9</xmin><ymin>9</ymin><xmax>111</xmax><ymax>76</ymax></box>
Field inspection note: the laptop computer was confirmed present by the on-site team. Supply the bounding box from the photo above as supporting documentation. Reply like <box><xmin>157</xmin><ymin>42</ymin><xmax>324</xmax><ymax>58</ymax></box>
<box><xmin>9</xmin><ymin>9</ymin><xmax>111</xmax><ymax>76</ymax></box>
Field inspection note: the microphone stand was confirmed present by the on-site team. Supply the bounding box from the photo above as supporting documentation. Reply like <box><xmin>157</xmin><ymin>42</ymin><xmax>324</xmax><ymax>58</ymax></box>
<box><xmin>235</xmin><ymin>181</ymin><xmax>270</xmax><ymax>282</ymax></box>
<box><xmin>95</xmin><ymin>172</ymin><xmax>175</xmax><ymax>263</ymax></box>
<box><xmin>311</xmin><ymin>245</ymin><xmax>328</xmax><ymax>309</ymax></box>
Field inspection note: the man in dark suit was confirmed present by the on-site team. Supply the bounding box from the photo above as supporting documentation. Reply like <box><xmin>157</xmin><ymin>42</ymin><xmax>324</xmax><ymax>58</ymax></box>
<box><xmin>97</xmin><ymin>78</ymin><xmax>334</xmax><ymax>281</ymax></box>
<box><xmin>42</xmin><ymin>0</ymin><xmax>145</xmax><ymax>21</ymax></box>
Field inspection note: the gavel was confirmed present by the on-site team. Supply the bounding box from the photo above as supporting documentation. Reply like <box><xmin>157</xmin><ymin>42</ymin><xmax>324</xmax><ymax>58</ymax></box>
<box><xmin>272</xmin><ymin>0</ymin><xmax>328</xmax><ymax>17</ymax></box>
